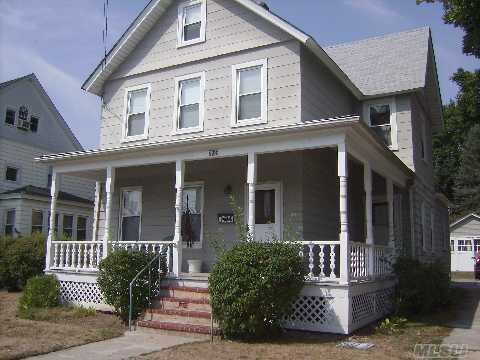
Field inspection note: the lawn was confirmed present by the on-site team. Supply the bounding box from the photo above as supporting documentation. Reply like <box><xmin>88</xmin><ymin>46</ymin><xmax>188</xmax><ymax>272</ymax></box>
<box><xmin>0</xmin><ymin>291</ymin><xmax>125</xmax><ymax>360</ymax></box>
<box><xmin>138</xmin><ymin>320</ymin><xmax>451</xmax><ymax>360</ymax></box>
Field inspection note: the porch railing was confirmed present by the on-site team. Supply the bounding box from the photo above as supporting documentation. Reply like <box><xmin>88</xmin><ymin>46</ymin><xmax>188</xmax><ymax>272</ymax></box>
<box><xmin>299</xmin><ymin>241</ymin><xmax>341</xmax><ymax>282</ymax></box>
<box><xmin>349</xmin><ymin>242</ymin><xmax>392</xmax><ymax>281</ymax></box>
<box><xmin>51</xmin><ymin>241</ymin><xmax>103</xmax><ymax>271</ymax></box>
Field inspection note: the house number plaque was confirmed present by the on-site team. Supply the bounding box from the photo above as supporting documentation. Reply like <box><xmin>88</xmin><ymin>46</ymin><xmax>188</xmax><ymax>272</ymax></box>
<box><xmin>209</xmin><ymin>149</ymin><xmax>219</xmax><ymax>157</ymax></box>
<box><xmin>218</xmin><ymin>213</ymin><xmax>235</xmax><ymax>224</ymax></box>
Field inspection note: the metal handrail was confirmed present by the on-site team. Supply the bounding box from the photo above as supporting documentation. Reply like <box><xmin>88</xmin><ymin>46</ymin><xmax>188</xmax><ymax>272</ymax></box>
<box><xmin>128</xmin><ymin>244</ymin><xmax>170</xmax><ymax>331</ymax></box>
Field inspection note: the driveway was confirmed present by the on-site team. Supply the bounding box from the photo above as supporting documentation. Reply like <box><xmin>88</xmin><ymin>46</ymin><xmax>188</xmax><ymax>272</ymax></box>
<box><xmin>26</xmin><ymin>328</ymin><xmax>207</xmax><ymax>360</ymax></box>
<box><xmin>442</xmin><ymin>280</ymin><xmax>480</xmax><ymax>359</ymax></box>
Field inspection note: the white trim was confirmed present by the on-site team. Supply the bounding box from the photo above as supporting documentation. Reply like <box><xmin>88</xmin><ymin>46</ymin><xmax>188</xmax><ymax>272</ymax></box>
<box><xmin>363</xmin><ymin>97</ymin><xmax>398</xmax><ymax>151</ymax></box>
<box><xmin>118</xmin><ymin>186</ymin><xmax>143</xmax><ymax>242</ymax></box>
<box><xmin>450</xmin><ymin>213</ymin><xmax>480</xmax><ymax>229</ymax></box>
<box><xmin>231</xmin><ymin>59</ymin><xmax>268</xmax><ymax>128</ymax></box>
<box><xmin>122</xmin><ymin>83</ymin><xmax>151</xmax><ymax>143</ymax></box>
<box><xmin>182</xmin><ymin>181</ymin><xmax>204</xmax><ymax>249</ymax></box>
<box><xmin>177</xmin><ymin>0</ymin><xmax>207</xmax><ymax>48</ymax></box>
<box><xmin>172</xmin><ymin>72</ymin><xmax>205</xmax><ymax>135</ymax></box>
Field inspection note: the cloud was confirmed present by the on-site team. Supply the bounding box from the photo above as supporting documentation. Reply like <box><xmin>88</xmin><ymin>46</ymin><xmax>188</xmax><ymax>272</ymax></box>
<box><xmin>343</xmin><ymin>0</ymin><xmax>402</xmax><ymax>20</ymax></box>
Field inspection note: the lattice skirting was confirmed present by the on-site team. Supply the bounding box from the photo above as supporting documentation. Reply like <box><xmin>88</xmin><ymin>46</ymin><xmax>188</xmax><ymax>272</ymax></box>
<box><xmin>59</xmin><ymin>280</ymin><xmax>104</xmax><ymax>305</ymax></box>
<box><xmin>284</xmin><ymin>295</ymin><xmax>336</xmax><ymax>327</ymax></box>
<box><xmin>350</xmin><ymin>286</ymin><xmax>395</xmax><ymax>328</ymax></box>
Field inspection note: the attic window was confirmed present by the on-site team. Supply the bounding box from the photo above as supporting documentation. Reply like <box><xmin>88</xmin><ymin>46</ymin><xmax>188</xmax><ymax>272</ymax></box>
<box><xmin>178</xmin><ymin>0</ymin><xmax>206</xmax><ymax>47</ymax></box>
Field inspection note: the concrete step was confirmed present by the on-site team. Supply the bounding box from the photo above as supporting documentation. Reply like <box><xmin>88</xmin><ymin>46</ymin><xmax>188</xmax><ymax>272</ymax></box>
<box><xmin>159</xmin><ymin>286</ymin><xmax>210</xmax><ymax>302</ymax></box>
<box><xmin>153</xmin><ymin>297</ymin><xmax>212</xmax><ymax>312</ymax></box>
<box><xmin>137</xmin><ymin>320</ymin><xmax>219</xmax><ymax>335</ymax></box>
<box><xmin>148</xmin><ymin>312</ymin><xmax>212</xmax><ymax>326</ymax></box>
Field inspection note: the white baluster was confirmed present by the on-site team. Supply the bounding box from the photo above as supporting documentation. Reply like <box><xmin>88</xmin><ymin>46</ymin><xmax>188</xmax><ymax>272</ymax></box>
<box><xmin>330</xmin><ymin>244</ymin><xmax>336</xmax><ymax>279</ymax></box>
<box><xmin>96</xmin><ymin>244</ymin><xmax>101</xmax><ymax>268</ymax></box>
<box><xmin>59</xmin><ymin>244</ymin><xmax>65</xmax><ymax>268</ymax></box>
<box><xmin>76</xmin><ymin>244</ymin><xmax>81</xmax><ymax>270</ymax></box>
<box><xmin>308</xmin><ymin>243</ymin><xmax>314</xmax><ymax>279</ymax></box>
<box><xmin>53</xmin><ymin>243</ymin><xmax>59</xmax><ymax>268</ymax></box>
<box><xmin>89</xmin><ymin>243</ymin><xmax>94</xmax><ymax>269</ymax></box>
<box><xmin>83</xmin><ymin>244</ymin><xmax>89</xmax><ymax>269</ymax></box>
<box><xmin>319</xmin><ymin>244</ymin><xmax>325</xmax><ymax>279</ymax></box>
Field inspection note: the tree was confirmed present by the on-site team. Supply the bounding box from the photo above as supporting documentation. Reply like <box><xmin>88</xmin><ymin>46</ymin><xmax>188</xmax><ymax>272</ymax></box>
<box><xmin>454</xmin><ymin>124</ymin><xmax>480</xmax><ymax>215</ymax></box>
<box><xmin>417</xmin><ymin>0</ymin><xmax>480</xmax><ymax>58</ymax></box>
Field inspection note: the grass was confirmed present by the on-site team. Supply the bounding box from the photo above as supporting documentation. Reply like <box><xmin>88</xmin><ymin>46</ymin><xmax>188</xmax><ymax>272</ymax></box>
<box><xmin>0</xmin><ymin>291</ymin><xmax>125</xmax><ymax>360</ymax></box>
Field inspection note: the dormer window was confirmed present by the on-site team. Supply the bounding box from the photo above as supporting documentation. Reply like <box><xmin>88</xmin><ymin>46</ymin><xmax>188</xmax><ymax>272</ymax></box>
<box><xmin>177</xmin><ymin>0</ymin><xmax>206</xmax><ymax>47</ymax></box>
<box><xmin>123</xmin><ymin>84</ymin><xmax>151</xmax><ymax>142</ymax></box>
<box><xmin>364</xmin><ymin>98</ymin><xmax>398</xmax><ymax>150</ymax></box>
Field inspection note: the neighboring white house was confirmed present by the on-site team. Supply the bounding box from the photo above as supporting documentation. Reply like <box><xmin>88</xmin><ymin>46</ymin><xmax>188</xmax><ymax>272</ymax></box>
<box><xmin>450</xmin><ymin>213</ymin><xmax>480</xmax><ymax>273</ymax></box>
<box><xmin>37</xmin><ymin>0</ymin><xmax>450</xmax><ymax>334</ymax></box>
<box><xmin>0</xmin><ymin>74</ymin><xmax>95</xmax><ymax>240</ymax></box>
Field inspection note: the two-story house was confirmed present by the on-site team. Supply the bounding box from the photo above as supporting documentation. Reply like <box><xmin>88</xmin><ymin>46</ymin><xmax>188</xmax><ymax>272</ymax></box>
<box><xmin>0</xmin><ymin>74</ymin><xmax>95</xmax><ymax>241</ymax></box>
<box><xmin>37</xmin><ymin>0</ymin><xmax>449</xmax><ymax>334</ymax></box>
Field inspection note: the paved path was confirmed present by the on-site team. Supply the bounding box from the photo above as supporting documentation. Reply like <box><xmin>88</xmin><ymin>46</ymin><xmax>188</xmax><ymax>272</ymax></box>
<box><xmin>442</xmin><ymin>280</ymin><xmax>480</xmax><ymax>360</ymax></box>
<box><xmin>27</xmin><ymin>328</ymin><xmax>207</xmax><ymax>360</ymax></box>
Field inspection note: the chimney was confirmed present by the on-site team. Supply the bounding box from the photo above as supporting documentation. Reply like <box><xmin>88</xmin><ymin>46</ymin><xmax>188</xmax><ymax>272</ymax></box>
<box><xmin>252</xmin><ymin>0</ymin><xmax>269</xmax><ymax>11</ymax></box>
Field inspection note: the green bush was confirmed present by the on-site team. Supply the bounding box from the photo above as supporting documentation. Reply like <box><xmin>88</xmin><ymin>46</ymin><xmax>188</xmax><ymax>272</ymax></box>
<box><xmin>0</xmin><ymin>234</ymin><xmax>46</xmax><ymax>291</ymax></box>
<box><xmin>209</xmin><ymin>241</ymin><xmax>307</xmax><ymax>339</ymax></box>
<box><xmin>393</xmin><ymin>257</ymin><xmax>452</xmax><ymax>316</ymax></box>
<box><xmin>97</xmin><ymin>249</ymin><xmax>166</xmax><ymax>323</ymax></box>
<box><xmin>18</xmin><ymin>274</ymin><xmax>60</xmax><ymax>318</ymax></box>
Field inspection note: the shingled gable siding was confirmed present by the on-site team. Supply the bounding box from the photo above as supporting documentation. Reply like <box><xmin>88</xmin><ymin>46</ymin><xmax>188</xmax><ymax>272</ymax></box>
<box><xmin>452</xmin><ymin>218</ymin><xmax>480</xmax><ymax>238</ymax></box>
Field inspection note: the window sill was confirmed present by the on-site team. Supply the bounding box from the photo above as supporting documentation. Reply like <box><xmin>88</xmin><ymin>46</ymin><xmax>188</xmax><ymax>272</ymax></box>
<box><xmin>177</xmin><ymin>38</ymin><xmax>205</xmax><ymax>49</ymax></box>
<box><xmin>231</xmin><ymin>118</ymin><xmax>267</xmax><ymax>128</ymax></box>
<box><xmin>171</xmin><ymin>127</ymin><xmax>204</xmax><ymax>135</ymax></box>
<box><xmin>388</xmin><ymin>145</ymin><xmax>399</xmax><ymax>151</ymax></box>
<box><xmin>121</xmin><ymin>135</ymin><xmax>149</xmax><ymax>144</ymax></box>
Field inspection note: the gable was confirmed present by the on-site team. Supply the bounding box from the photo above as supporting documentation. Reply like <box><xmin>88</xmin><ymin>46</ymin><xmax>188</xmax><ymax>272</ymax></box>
<box><xmin>451</xmin><ymin>215</ymin><xmax>480</xmax><ymax>237</ymax></box>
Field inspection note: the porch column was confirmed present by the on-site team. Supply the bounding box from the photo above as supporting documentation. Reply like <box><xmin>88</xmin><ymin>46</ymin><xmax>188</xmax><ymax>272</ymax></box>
<box><xmin>45</xmin><ymin>171</ymin><xmax>59</xmax><ymax>270</ymax></box>
<box><xmin>103</xmin><ymin>166</ymin><xmax>115</xmax><ymax>259</ymax></box>
<box><xmin>247</xmin><ymin>152</ymin><xmax>257</xmax><ymax>240</ymax></box>
<box><xmin>387</xmin><ymin>178</ymin><xmax>395</xmax><ymax>252</ymax></box>
<box><xmin>92</xmin><ymin>181</ymin><xmax>101</xmax><ymax>242</ymax></box>
<box><xmin>364</xmin><ymin>162</ymin><xmax>374</xmax><ymax>278</ymax></box>
<box><xmin>173</xmin><ymin>160</ymin><xmax>185</xmax><ymax>276</ymax></box>
<box><xmin>338</xmin><ymin>143</ymin><xmax>350</xmax><ymax>284</ymax></box>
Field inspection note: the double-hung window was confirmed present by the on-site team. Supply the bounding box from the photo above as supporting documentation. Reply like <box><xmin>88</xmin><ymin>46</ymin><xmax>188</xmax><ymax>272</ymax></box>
<box><xmin>364</xmin><ymin>98</ymin><xmax>398</xmax><ymax>150</ymax></box>
<box><xmin>5</xmin><ymin>108</ymin><xmax>15</xmax><ymax>126</ymax></box>
<box><xmin>5</xmin><ymin>166</ymin><xmax>19</xmax><ymax>182</ymax></box>
<box><xmin>31</xmin><ymin>210</ymin><xmax>43</xmax><ymax>234</ymax></box>
<box><xmin>123</xmin><ymin>85</ymin><xmax>150</xmax><ymax>141</ymax></box>
<box><xmin>182</xmin><ymin>184</ymin><xmax>203</xmax><ymax>248</ymax></box>
<box><xmin>120</xmin><ymin>188</ymin><xmax>142</xmax><ymax>242</ymax></box>
<box><xmin>77</xmin><ymin>216</ymin><xmax>87</xmax><ymax>241</ymax></box>
<box><xmin>177</xmin><ymin>0</ymin><xmax>206</xmax><ymax>47</ymax></box>
<box><xmin>5</xmin><ymin>210</ymin><xmax>15</xmax><ymax>236</ymax></box>
<box><xmin>232</xmin><ymin>59</ymin><xmax>268</xmax><ymax>127</ymax></box>
<box><xmin>458</xmin><ymin>239</ymin><xmax>472</xmax><ymax>252</ymax></box>
<box><xmin>63</xmin><ymin>215</ymin><xmax>74</xmax><ymax>239</ymax></box>
<box><xmin>173</xmin><ymin>73</ymin><xmax>205</xmax><ymax>134</ymax></box>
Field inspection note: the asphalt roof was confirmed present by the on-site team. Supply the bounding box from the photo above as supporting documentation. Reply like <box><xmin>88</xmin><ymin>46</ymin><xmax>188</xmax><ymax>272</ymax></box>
<box><xmin>1</xmin><ymin>185</ymin><xmax>93</xmax><ymax>205</ymax></box>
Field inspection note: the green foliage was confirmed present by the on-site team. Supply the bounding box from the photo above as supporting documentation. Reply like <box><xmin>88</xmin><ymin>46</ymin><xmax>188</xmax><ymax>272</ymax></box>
<box><xmin>0</xmin><ymin>234</ymin><xmax>46</xmax><ymax>291</ymax></box>
<box><xmin>209</xmin><ymin>241</ymin><xmax>307</xmax><ymax>339</ymax></box>
<box><xmin>454</xmin><ymin>124</ymin><xmax>480</xmax><ymax>215</ymax></box>
<box><xmin>23</xmin><ymin>305</ymin><xmax>96</xmax><ymax>321</ymax></box>
<box><xmin>376</xmin><ymin>316</ymin><xmax>408</xmax><ymax>335</ymax></box>
<box><xmin>393</xmin><ymin>257</ymin><xmax>452</xmax><ymax>316</ymax></box>
<box><xmin>18</xmin><ymin>274</ymin><xmax>60</xmax><ymax>319</ymax></box>
<box><xmin>417</xmin><ymin>0</ymin><xmax>480</xmax><ymax>58</ymax></box>
<box><xmin>97</xmin><ymin>249</ymin><xmax>166</xmax><ymax>323</ymax></box>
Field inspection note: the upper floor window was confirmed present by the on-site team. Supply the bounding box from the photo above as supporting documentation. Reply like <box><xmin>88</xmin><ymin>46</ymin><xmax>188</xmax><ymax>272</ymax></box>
<box><xmin>5</xmin><ymin>166</ymin><xmax>19</xmax><ymax>182</ymax></box>
<box><xmin>31</xmin><ymin>210</ymin><xmax>43</xmax><ymax>234</ymax></box>
<box><xmin>123</xmin><ymin>85</ymin><xmax>151</xmax><ymax>142</ymax></box>
<box><xmin>5</xmin><ymin>108</ymin><xmax>16</xmax><ymax>126</ymax></box>
<box><xmin>231</xmin><ymin>59</ymin><xmax>268</xmax><ymax>127</ymax></box>
<box><xmin>120</xmin><ymin>188</ymin><xmax>142</xmax><ymax>242</ymax></box>
<box><xmin>364</xmin><ymin>98</ymin><xmax>398</xmax><ymax>150</ymax></box>
<box><xmin>5</xmin><ymin>209</ymin><xmax>15</xmax><ymax>236</ymax></box>
<box><xmin>173</xmin><ymin>72</ymin><xmax>205</xmax><ymax>134</ymax></box>
<box><xmin>177</xmin><ymin>0</ymin><xmax>206</xmax><ymax>47</ymax></box>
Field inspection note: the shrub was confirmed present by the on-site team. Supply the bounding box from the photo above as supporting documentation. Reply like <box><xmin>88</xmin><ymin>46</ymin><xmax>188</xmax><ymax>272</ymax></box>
<box><xmin>0</xmin><ymin>234</ymin><xmax>45</xmax><ymax>291</ymax></box>
<box><xmin>376</xmin><ymin>316</ymin><xmax>408</xmax><ymax>334</ymax></box>
<box><xmin>393</xmin><ymin>257</ymin><xmax>452</xmax><ymax>316</ymax></box>
<box><xmin>97</xmin><ymin>249</ymin><xmax>166</xmax><ymax>323</ymax></box>
<box><xmin>209</xmin><ymin>241</ymin><xmax>307</xmax><ymax>339</ymax></box>
<box><xmin>18</xmin><ymin>274</ymin><xmax>60</xmax><ymax>318</ymax></box>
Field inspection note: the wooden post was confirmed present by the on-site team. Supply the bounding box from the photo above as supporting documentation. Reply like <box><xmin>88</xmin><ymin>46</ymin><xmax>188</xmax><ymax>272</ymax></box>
<box><xmin>45</xmin><ymin>171</ymin><xmax>59</xmax><ymax>270</ymax></box>
<box><xmin>338</xmin><ymin>143</ymin><xmax>350</xmax><ymax>284</ymax></box>
<box><xmin>92</xmin><ymin>181</ymin><xmax>101</xmax><ymax>243</ymax></box>
<box><xmin>173</xmin><ymin>160</ymin><xmax>185</xmax><ymax>276</ymax></box>
<box><xmin>247</xmin><ymin>152</ymin><xmax>257</xmax><ymax>241</ymax></box>
<box><xmin>103</xmin><ymin>166</ymin><xmax>115</xmax><ymax>258</ymax></box>
<box><xmin>364</xmin><ymin>162</ymin><xmax>374</xmax><ymax>277</ymax></box>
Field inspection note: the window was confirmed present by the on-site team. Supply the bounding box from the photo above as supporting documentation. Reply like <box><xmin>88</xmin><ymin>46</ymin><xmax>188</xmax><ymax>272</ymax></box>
<box><xmin>5</xmin><ymin>166</ymin><xmax>18</xmax><ymax>182</ymax></box>
<box><xmin>458</xmin><ymin>239</ymin><xmax>472</xmax><ymax>252</ymax></box>
<box><xmin>177</xmin><ymin>0</ymin><xmax>206</xmax><ymax>47</ymax></box>
<box><xmin>255</xmin><ymin>189</ymin><xmax>275</xmax><ymax>224</ymax></box>
<box><xmin>30</xmin><ymin>116</ymin><xmax>39</xmax><ymax>132</ymax></box>
<box><xmin>62</xmin><ymin>215</ymin><xmax>74</xmax><ymax>239</ymax></box>
<box><xmin>77</xmin><ymin>216</ymin><xmax>87</xmax><ymax>241</ymax></box>
<box><xmin>364</xmin><ymin>99</ymin><xmax>398</xmax><ymax>150</ymax></box>
<box><xmin>231</xmin><ymin>60</ymin><xmax>268</xmax><ymax>127</ymax></box>
<box><xmin>474</xmin><ymin>239</ymin><xmax>480</xmax><ymax>253</ymax></box>
<box><xmin>182</xmin><ymin>184</ymin><xmax>203</xmax><ymax>247</ymax></box>
<box><xmin>4</xmin><ymin>210</ymin><xmax>15</xmax><ymax>236</ymax></box>
<box><xmin>120</xmin><ymin>189</ymin><xmax>142</xmax><ymax>242</ymax></box>
<box><xmin>47</xmin><ymin>166</ymin><xmax>53</xmax><ymax>188</ymax></box>
<box><xmin>123</xmin><ymin>85</ymin><xmax>150</xmax><ymax>141</ymax></box>
<box><xmin>174</xmin><ymin>73</ymin><xmax>205</xmax><ymax>133</ymax></box>
<box><xmin>5</xmin><ymin>109</ymin><xmax>15</xmax><ymax>126</ymax></box>
<box><xmin>31</xmin><ymin>210</ymin><xmax>43</xmax><ymax>234</ymax></box>
<box><xmin>17</xmin><ymin>105</ymin><xmax>30</xmax><ymax>130</ymax></box>
<box><xmin>450</xmin><ymin>240</ymin><xmax>455</xmax><ymax>252</ymax></box>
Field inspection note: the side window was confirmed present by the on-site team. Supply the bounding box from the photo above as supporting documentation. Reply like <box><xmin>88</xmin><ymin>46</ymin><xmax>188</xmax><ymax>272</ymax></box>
<box><xmin>5</xmin><ymin>166</ymin><xmax>19</xmax><ymax>182</ymax></box>
<box><xmin>77</xmin><ymin>216</ymin><xmax>87</xmax><ymax>241</ymax></box>
<box><xmin>123</xmin><ymin>85</ymin><xmax>150</xmax><ymax>141</ymax></box>
<box><xmin>231</xmin><ymin>59</ymin><xmax>268</xmax><ymax>127</ymax></box>
<box><xmin>5</xmin><ymin>209</ymin><xmax>16</xmax><ymax>236</ymax></box>
<box><xmin>177</xmin><ymin>0</ymin><xmax>206</xmax><ymax>47</ymax></box>
<box><xmin>182</xmin><ymin>184</ymin><xmax>203</xmax><ymax>247</ymax></box>
<box><xmin>31</xmin><ymin>210</ymin><xmax>43</xmax><ymax>234</ymax></box>
<box><xmin>173</xmin><ymin>73</ymin><xmax>205</xmax><ymax>134</ymax></box>
<box><xmin>364</xmin><ymin>99</ymin><xmax>398</xmax><ymax>150</ymax></box>
<box><xmin>5</xmin><ymin>108</ymin><xmax>16</xmax><ymax>126</ymax></box>
<box><xmin>120</xmin><ymin>188</ymin><xmax>142</xmax><ymax>242</ymax></box>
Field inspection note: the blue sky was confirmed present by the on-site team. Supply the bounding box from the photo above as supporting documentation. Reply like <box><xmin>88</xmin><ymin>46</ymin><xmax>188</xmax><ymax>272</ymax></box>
<box><xmin>0</xmin><ymin>0</ymin><xmax>478</xmax><ymax>149</ymax></box>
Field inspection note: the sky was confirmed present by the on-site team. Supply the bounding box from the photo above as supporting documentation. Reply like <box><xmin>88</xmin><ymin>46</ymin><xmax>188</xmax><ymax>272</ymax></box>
<box><xmin>0</xmin><ymin>0</ymin><xmax>478</xmax><ymax>150</ymax></box>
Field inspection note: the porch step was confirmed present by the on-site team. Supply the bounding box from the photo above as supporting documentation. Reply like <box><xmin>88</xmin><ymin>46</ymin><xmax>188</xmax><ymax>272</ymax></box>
<box><xmin>154</xmin><ymin>297</ymin><xmax>211</xmax><ymax>312</ymax></box>
<box><xmin>159</xmin><ymin>286</ymin><xmax>210</xmax><ymax>302</ymax></box>
<box><xmin>148</xmin><ymin>308</ymin><xmax>211</xmax><ymax>319</ymax></box>
<box><xmin>137</xmin><ymin>320</ymin><xmax>219</xmax><ymax>335</ymax></box>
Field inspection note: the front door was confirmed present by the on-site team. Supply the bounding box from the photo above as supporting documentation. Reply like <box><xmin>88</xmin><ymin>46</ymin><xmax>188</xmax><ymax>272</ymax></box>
<box><xmin>253</xmin><ymin>183</ymin><xmax>282</xmax><ymax>242</ymax></box>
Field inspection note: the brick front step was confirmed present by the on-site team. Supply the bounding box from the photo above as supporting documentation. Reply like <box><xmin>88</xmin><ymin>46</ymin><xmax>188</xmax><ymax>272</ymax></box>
<box><xmin>159</xmin><ymin>287</ymin><xmax>210</xmax><ymax>301</ymax></box>
<box><xmin>160</xmin><ymin>296</ymin><xmax>210</xmax><ymax>305</ymax></box>
<box><xmin>160</xmin><ymin>286</ymin><xmax>209</xmax><ymax>293</ymax></box>
<box><xmin>137</xmin><ymin>320</ymin><xmax>219</xmax><ymax>335</ymax></box>
<box><xmin>149</xmin><ymin>308</ymin><xmax>211</xmax><ymax>319</ymax></box>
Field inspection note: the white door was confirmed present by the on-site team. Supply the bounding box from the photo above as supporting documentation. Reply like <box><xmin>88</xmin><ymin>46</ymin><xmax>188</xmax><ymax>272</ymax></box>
<box><xmin>251</xmin><ymin>183</ymin><xmax>282</xmax><ymax>242</ymax></box>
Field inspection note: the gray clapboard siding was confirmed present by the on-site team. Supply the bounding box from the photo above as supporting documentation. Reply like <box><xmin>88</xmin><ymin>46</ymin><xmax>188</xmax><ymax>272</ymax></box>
<box><xmin>452</xmin><ymin>218</ymin><xmax>480</xmax><ymax>238</ymax></box>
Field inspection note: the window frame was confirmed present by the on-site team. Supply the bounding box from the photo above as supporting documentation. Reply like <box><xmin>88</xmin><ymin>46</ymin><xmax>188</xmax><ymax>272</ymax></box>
<box><xmin>31</xmin><ymin>209</ymin><xmax>44</xmax><ymax>235</ymax></box>
<box><xmin>5</xmin><ymin>165</ymin><xmax>20</xmax><ymax>183</ymax></box>
<box><xmin>4</xmin><ymin>107</ymin><xmax>17</xmax><ymax>126</ymax></box>
<box><xmin>76</xmin><ymin>215</ymin><xmax>88</xmax><ymax>241</ymax></box>
<box><xmin>122</xmin><ymin>84</ymin><xmax>151</xmax><ymax>143</ymax></box>
<box><xmin>363</xmin><ymin>98</ymin><xmax>398</xmax><ymax>151</ymax></box>
<box><xmin>119</xmin><ymin>187</ymin><xmax>143</xmax><ymax>242</ymax></box>
<box><xmin>231</xmin><ymin>59</ymin><xmax>268</xmax><ymax>128</ymax></box>
<box><xmin>457</xmin><ymin>239</ymin><xmax>473</xmax><ymax>252</ymax></box>
<box><xmin>172</xmin><ymin>72</ymin><xmax>205</xmax><ymax>135</ymax></box>
<box><xmin>177</xmin><ymin>0</ymin><xmax>207</xmax><ymax>48</ymax></box>
<box><xmin>182</xmin><ymin>181</ymin><xmax>204</xmax><ymax>249</ymax></box>
<box><xmin>4</xmin><ymin>209</ymin><xmax>16</xmax><ymax>236</ymax></box>
<box><xmin>62</xmin><ymin>214</ymin><xmax>74</xmax><ymax>240</ymax></box>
